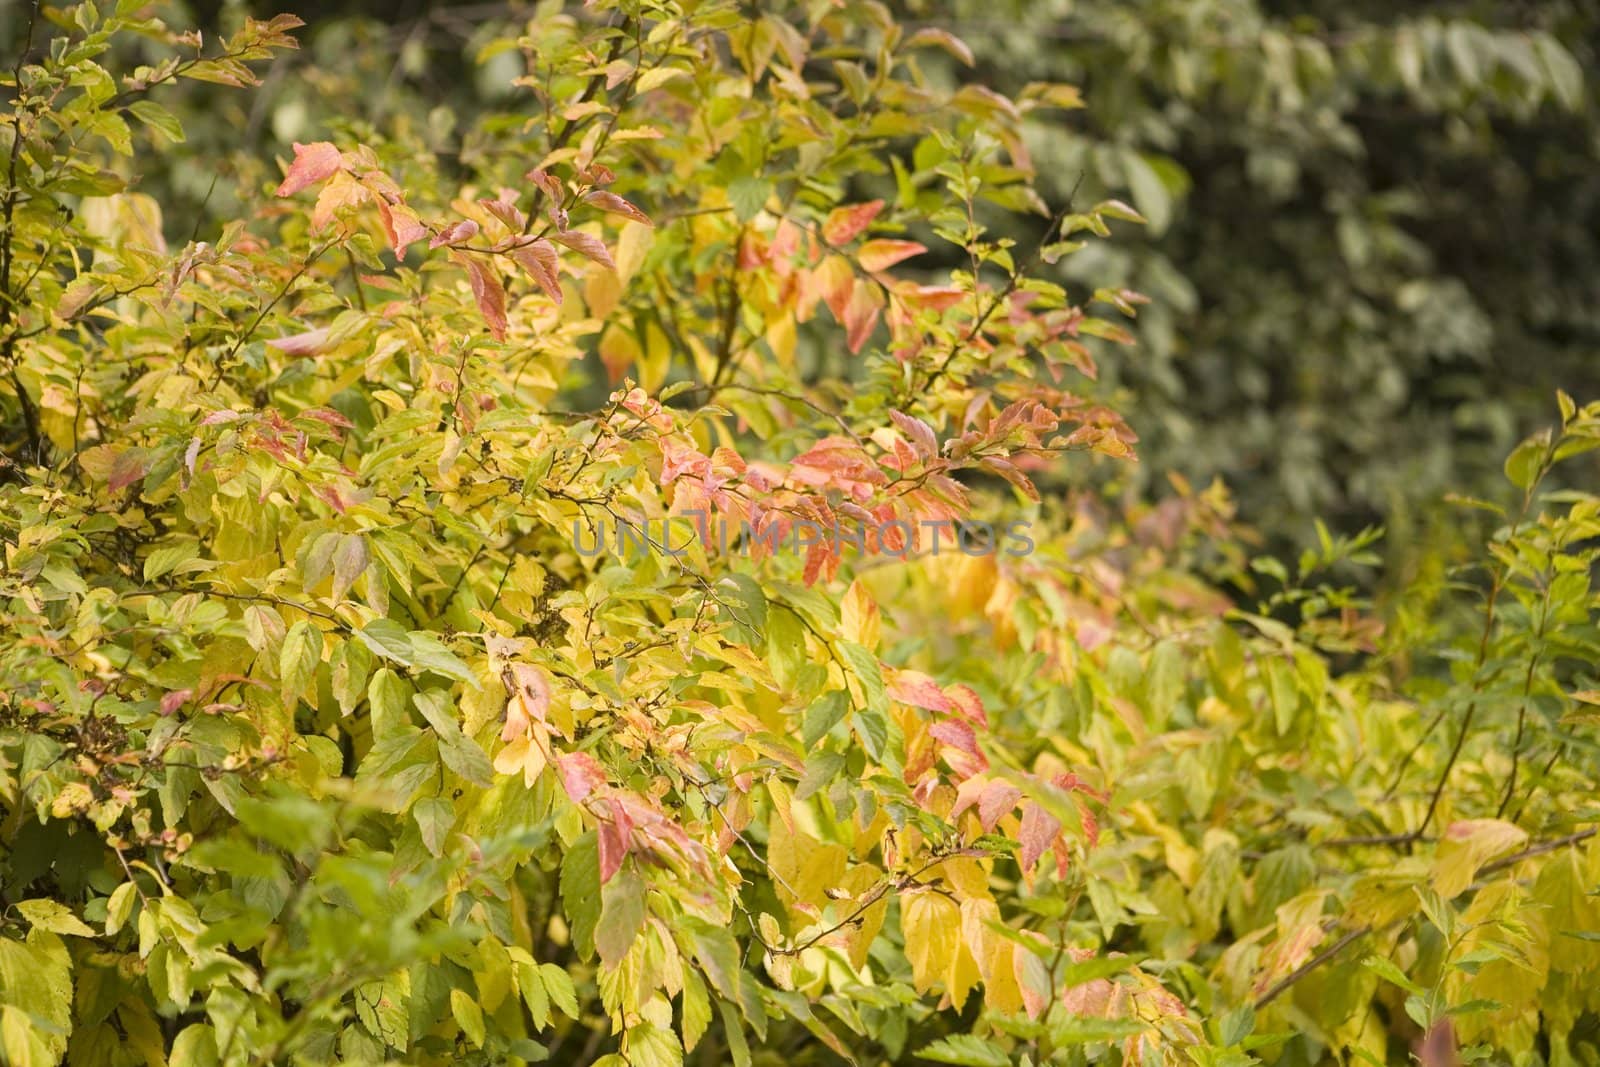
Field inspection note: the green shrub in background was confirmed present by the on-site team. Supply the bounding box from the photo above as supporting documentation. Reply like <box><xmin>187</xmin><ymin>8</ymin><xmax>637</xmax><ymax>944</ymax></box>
<box><xmin>2</xmin><ymin>3</ymin><xmax>1599</xmax><ymax>1067</ymax></box>
<box><xmin>900</xmin><ymin>0</ymin><xmax>1600</xmax><ymax>543</ymax></box>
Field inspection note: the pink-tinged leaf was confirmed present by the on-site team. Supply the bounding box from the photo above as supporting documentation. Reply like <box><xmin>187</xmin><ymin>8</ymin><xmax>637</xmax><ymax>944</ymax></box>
<box><xmin>906</xmin><ymin>27</ymin><xmax>976</xmax><ymax>66</ymax></box>
<box><xmin>159</xmin><ymin>689</ymin><xmax>192</xmax><ymax>716</ymax></box>
<box><xmin>501</xmin><ymin>662</ymin><xmax>552</xmax><ymax>741</ymax></box>
<box><xmin>978</xmin><ymin>781</ymin><xmax>1023</xmax><ymax>831</ymax></box>
<box><xmin>478</xmin><ymin>194</ymin><xmax>525</xmax><ymax>231</ymax></box>
<box><xmin>583</xmin><ymin>190</ymin><xmax>653</xmax><ymax>227</ymax></box>
<box><xmin>266</xmin><ymin>327</ymin><xmax>333</xmax><ymax>357</ymax></box>
<box><xmin>525</xmin><ymin>168</ymin><xmax>564</xmax><ymax>202</ymax></box>
<box><xmin>597</xmin><ymin>818</ymin><xmax>628</xmax><ymax>884</ymax></box>
<box><xmin>108</xmin><ymin>451</ymin><xmax>149</xmax><ymax>492</ymax></box>
<box><xmin>947</xmin><ymin>683</ymin><xmax>989</xmax><ymax>728</ymax></box>
<box><xmin>822</xmin><ymin>200</ymin><xmax>884</xmax><ymax>246</ymax></box>
<box><xmin>375</xmin><ymin>199</ymin><xmax>428</xmax><ymax>257</ymax></box>
<box><xmin>274</xmin><ymin>141</ymin><xmax>342</xmax><ymax>197</ymax></box>
<box><xmin>842</xmin><ymin>282</ymin><xmax>882</xmax><ymax>355</ymax></box>
<box><xmin>452</xmin><ymin>252</ymin><xmax>508</xmax><ymax>340</ymax></box>
<box><xmin>430</xmin><ymin>219</ymin><xmax>481</xmax><ymax>249</ymax></box>
<box><xmin>929</xmin><ymin>718</ymin><xmax>988</xmax><ymax>777</ymax></box>
<box><xmin>311</xmin><ymin>171</ymin><xmax>368</xmax><ymax>230</ymax></box>
<box><xmin>979</xmin><ymin>457</ymin><xmax>1040</xmax><ymax>501</ymax></box>
<box><xmin>1017</xmin><ymin>801</ymin><xmax>1061</xmax><ymax>874</ymax></box>
<box><xmin>858</xmin><ymin>239</ymin><xmax>926</xmax><ymax>272</ymax></box>
<box><xmin>555</xmin><ymin>751</ymin><xmax>606</xmax><ymax>803</ymax></box>
<box><xmin>1014</xmin><ymin>940</ymin><xmax>1053</xmax><ymax>1020</ymax></box>
<box><xmin>302</xmin><ymin>408</ymin><xmax>352</xmax><ymax>430</ymax></box>
<box><xmin>894</xmin><ymin>282</ymin><xmax>967</xmax><ymax>311</ymax></box>
<box><xmin>552</xmin><ymin>229</ymin><xmax>615</xmax><ymax>271</ymax></box>
<box><xmin>506</xmin><ymin>239</ymin><xmax>563</xmax><ymax>303</ymax></box>
<box><xmin>886</xmin><ymin>668</ymin><xmax>954</xmax><ymax>712</ymax></box>
<box><xmin>929</xmin><ymin>719</ymin><xmax>982</xmax><ymax>758</ymax></box>
<box><xmin>1417</xmin><ymin>1021</ymin><xmax>1461</xmax><ymax>1067</ymax></box>
<box><xmin>888</xmin><ymin>409</ymin><xmax>939</xmax><ymax>460</ymax></box>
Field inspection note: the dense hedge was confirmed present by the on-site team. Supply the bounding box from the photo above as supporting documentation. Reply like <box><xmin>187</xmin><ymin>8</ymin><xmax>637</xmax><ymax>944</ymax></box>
<box><xmin>2</xmin><ymin>4</ymin><xmax>1599</xmax><ymax>1067</ymax></box>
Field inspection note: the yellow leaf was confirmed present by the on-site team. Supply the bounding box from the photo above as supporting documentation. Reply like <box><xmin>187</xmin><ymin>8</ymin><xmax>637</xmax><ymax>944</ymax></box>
<box><xmin>840</xmin><ymin>579</ymin><xmax>880</xmax><ymax>651</ymax></box>
<box><xmin>1431</xmin><ymin>820</ymin><xmax>1528</xmax><ymax>899</ymax></box>
<box><xmin>902</xmin><ymin>891</ymin><xmax>960</xmax><ymax>994</ymax></box>
<box><xmin>614</xmin><ymin>220</ymin><xmax>654</xmax><ymax>284</ymax></box>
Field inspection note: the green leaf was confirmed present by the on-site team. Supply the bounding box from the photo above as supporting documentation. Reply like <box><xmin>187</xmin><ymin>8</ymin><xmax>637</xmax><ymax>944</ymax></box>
<box><xmin>16</xmin><ymin>900</ymin><xmax>95</xmax><ymax>938</ymax></box>
<box><xmin>539</xmin><ymin>963</ymin><xmax>579</xmax><ymax>1020</ymax></box>
<box><xmin>680</xmin><ymin>967</ymin><xmax>711</xmax><ymax>1052</ymax></box>
<box><xmin>450</xmin><ymin>988</ymin><xmax>485</xmax><ymax>1048</ymax></box>
<box><xmin>915</xmin><ymin>1034</ymin><xmax>1011</xmax><ymax>1066</ymax></box>
<box><xmin>413</xmin><ymin>797</ymin><xmax>454</xmax><ymax>857</ymax></box>
<box><xmin>596</xmin><ymin>866</ymin><xmax>647</xmax><ymax>964</ymax></box>
<box><xmin>1121</xmin><ymin>149</ymin><xmax>1171</xmax><ymax>235</ymax></box>
<box><xmin>357</xmin><ymin>618</ymin><xmax>416</xmax><ymax>665</ymax></box>
<box><xmin>561</xmin><ymin>833</ymin><xmax>603</xmax><ymax>959</ymax></box>
<box><xmin>127</xmin><ymin>100</ymin><xmax>185</xmax><ymax>143</ymax></box>
<box><xmin>1363</xmin><ymin>954</ymin><xmax>1424</xmax><ymax>995</ymax></box>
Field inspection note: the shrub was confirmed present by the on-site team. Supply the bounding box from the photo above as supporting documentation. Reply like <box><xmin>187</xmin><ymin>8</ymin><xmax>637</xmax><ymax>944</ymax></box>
<box><xmin>1</xmin><ymin>4</ymin><xmax>1598</xmax><ymax>1067</ymax></box>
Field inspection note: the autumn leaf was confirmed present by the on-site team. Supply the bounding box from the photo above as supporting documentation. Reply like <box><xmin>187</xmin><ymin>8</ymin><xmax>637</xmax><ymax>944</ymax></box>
<box><xmin>822</xmin><ymin>200</ymin><xmax>885</xmax><ymax>246</ymax></box>
<box><xmin>275</xmin><ymin>141</ymin><xmax>343</xmax><ymax>197</ymax></box>
<box><xmin>451</xmin><ymin>251</ymin><xmax>508</xmax><ymax>340</ymax></box>
<box><xmin>858</xmin><ymin>239</ymin><xmax>926</xmax><ymax>272</ymax></box>
<box><xmin>506</xmin><ymin>239</ymin><xmax>563</xmax><ymax>303</ymax></box>
<box><xmin>375</xmin><ymin>199</ymin><xmax>428</xmax><ymax>256</ymax></box>
<box><xmin>430</xmin><ymin>219</ymin><xmax>481</xmax><ymax>249</ymax></box>
<box><xmin>584</xmin><ymin>190</ymin><xmax>653</xmax><ymax>227</ymax></box>
<box><xmin>552</xmin><ymin>229</ymin><xmax>615</xmax><ymax>270</ymax></box>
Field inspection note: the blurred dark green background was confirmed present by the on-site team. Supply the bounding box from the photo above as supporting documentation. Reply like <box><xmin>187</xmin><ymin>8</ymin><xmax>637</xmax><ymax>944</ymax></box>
<box><xmin>13</xmin><ymin>0</ymin><xmax>1597</xmax><ymax>549</ymax></box>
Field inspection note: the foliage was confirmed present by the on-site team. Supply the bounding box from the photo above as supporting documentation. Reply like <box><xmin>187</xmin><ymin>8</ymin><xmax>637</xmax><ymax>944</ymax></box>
<box><xmin>2</xmin><ymin>4</ymin><xmax>1599</xmax><ymax>1067</ymax></box>
<box><xmin>910</xmin><ymin>0</ymin><xmax>1600</xmax><ymax>539</ymax></box>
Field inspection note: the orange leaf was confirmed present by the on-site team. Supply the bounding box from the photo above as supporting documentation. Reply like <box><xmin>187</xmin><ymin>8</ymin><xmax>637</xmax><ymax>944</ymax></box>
<box><xmin>584</xmin><ymin>190</ymin><xmax>653</xmax><ymax>227</ymax></box>
<box><xmin>452</xmin><ymin>252</ymin><xmax>508</xmax><ymax>340</ymax></box>
<box><xmin>553</xmin><ymin>229</ymin><xmax>615</xmax><ymax>271</ymax></box>
<box><xmin>843</xmin><ymin>283</ymin><xmax>882</xmax><ymax>354</ymax></box>
<box><xmin>822</xmin><ymin>199</ymin><xmax>884</xmax><ymax>246</ymax></box>
<box><xmin>858</xmin><ymin>239</ymin><xmax>926</xmax><ymax>272</ymax></box>
<box><xmin>375</xmin><ymin>199</ymin><xmax>427</xmax><ymax>257</ymax></box>
<box><xmin>430</xmin><ymin>219</ymin><xmax>481</xmax><ymax>249</ymax></box>
<box><xmin>506</xmin><ymin>239</ymin><xmax>563</xmax><ymax>304</ymax></box>
<box><xmin>275</xmin><ymin>141</ymin><xmax>343</xmax><ymax>197</ymax></box>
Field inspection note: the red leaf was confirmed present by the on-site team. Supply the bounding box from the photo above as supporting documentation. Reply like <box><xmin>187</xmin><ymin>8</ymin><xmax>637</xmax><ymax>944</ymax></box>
<box><xmin>887</xmin><ymin>668</ymin><xmax>954</xmax><ymax>712</ymax></box>
<box><xmin>525</xmin><ymin>168</ymin><xmax>564</xmax><ymax>202</ymax></box>
<box><xmin>375</xmin><ymin>199</ymin><xmax>427</xmax><ymax>257</ymax></box>
<box><xmin>979</xmin><ymin>457</ymin><xmax>1040</xmax><ymax>501</ymax></box>
<box><xmin>858</xmin><ymin>239</ymin><xmax>925</xmax><ymax>272</ymax></box>
<box><xmin>452</xmin><ymin>252</ymin><xmax>508</xmax><ymax>340</ymax></box>
<box><xmin>947</xmin><ymin>683</ymin><xmax>989</xmax><ymax>728</ymax></box>
<box><xmin>502</xmin><ymin>663</ymin><xmax>552</xmax><ymax>741</ymax></box>
<box><xmin>894</xmin><ymin>282</ymin><xmax>966</xmax><ymax>312</ymax></box>
<box><xmin>555</xmin><ymin>751</ymin><xmax>606</xmax><ymax>803</ymax></box>
<box><xmin>478</xmin><ymin>193</ymin><xmax>525</xmax><ymax>231</ymax></box>
<box><xmin>108</xmin><ymin>451</ymin><xmax>149</xmax><ymax>492</ymax></box>
<box><xmin>1017</xmin><ymin>801</ymin><xmax>1061</xmax><ymax>875</ymax></box>
<box><xmin>822</xmin><ymin>200</ymin><xmax>884</xmax><ymax>246</ymax></box>
<box><xmin>598</xmin><ymin>819</ymin><xmax>627</xmax><ymax>883</ymax></box>
<box><xmin>552</xmin><ymin>229</ymin><xmax>615</xmax><ymax>271</ymax></box>
<box><xmin>430</xmin><ymin>219</ymin><xmax>481</xmax><ymax>249</ymax></box>
<box><xmin>266</xmin><ymin>327</ymin><xmax>333</xmax><ymax>357</ymax></box>
<box><xmin>506</xmin><ymin>239</ymin><xmax>563</xmax><ymax>303</ymax></box>
<box><xmin>583</xmin><ymin>190</ymin><xmax>653</xmax><ymax>227</ymax></box>
<box><xmin>842</xmin><ymin>282</ymin><xmax>882</xmax><ymax>355</ymax></box>
<box><xmin>929</xmin><ymin>718</ymin><xmax>988</xmax><ymax>776</ymax></box>
<box><xmin>888</xmin><ymin>409</ymin><xmax>939</xmax><ymax>460</ymax></box>
<box><xmin>274</xmin><ymin>141</ymin><xmax>342</xmax><ymax>197</ymax></box>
